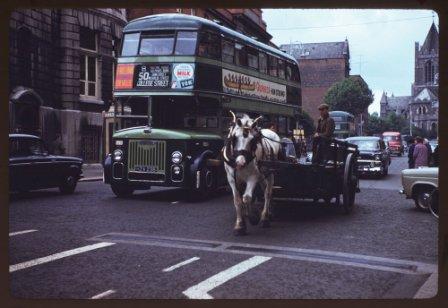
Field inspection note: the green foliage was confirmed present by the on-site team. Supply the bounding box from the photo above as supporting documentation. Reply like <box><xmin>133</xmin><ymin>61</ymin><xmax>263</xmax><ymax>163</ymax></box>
<box><xmin>297</xmin><ymin>110</ymin><xmax>315</xmax><ymax>137</ymax></box>
<box><xmin>324</xmin><ymin>76</ymin><xmax>374</xmax><ymax>116</ymax></box>
<box><xmin>364</xmin><ymin>112</ymin><xmax>386</xmax><ymax>136</ymax></box>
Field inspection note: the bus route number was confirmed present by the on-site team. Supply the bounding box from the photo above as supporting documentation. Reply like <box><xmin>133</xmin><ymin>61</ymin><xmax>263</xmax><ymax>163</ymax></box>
<box><xmin>136</xmin><ymin>65</ymin><xmax>170</xmax><ymax>88</ymax></box>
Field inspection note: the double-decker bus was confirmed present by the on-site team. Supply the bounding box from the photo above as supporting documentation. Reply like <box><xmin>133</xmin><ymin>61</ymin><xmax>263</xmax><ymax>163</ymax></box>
<box><xmin>103</xmin><ymin>14</ymin><xmax>302</xmax><ymax>198</ymax></box>
<box><xmin>329</xmin><ymin>111</ymin><xmax>355</xmax><ymax>139</ymax></box>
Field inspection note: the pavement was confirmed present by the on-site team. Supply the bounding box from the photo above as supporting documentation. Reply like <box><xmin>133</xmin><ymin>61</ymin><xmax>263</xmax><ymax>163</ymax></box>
<box><xmin>80</xmin><ymin>163</ymin><xmax>103</xmax><ymax>182</ymax></box>
<box><xmin>9</xmin><ymin>156</ymin><xmax>438</xmax><ymax>299</ymax></box>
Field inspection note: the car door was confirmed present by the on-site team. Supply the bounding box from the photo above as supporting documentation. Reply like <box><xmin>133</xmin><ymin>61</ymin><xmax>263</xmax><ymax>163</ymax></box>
<box><xmin>9</xmin><ymin>138</ymin><xmax>39</xmax><ymax>191</ymax></box>
<box><xmin>27</xmin><ymin>139</ymin><xmax>57</xmax><ymax>188</ymax></box>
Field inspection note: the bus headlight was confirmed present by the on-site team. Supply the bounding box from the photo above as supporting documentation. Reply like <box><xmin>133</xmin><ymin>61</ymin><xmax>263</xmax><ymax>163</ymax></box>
<box><xmin>171</xmin><ymin>151</ymin><xmax>183</xmax><ymax>164</ymax></box>
<box><xmin>113</xmin><ymin>149</ymin><xmax>123</xmax><ymax>161</ymax></box>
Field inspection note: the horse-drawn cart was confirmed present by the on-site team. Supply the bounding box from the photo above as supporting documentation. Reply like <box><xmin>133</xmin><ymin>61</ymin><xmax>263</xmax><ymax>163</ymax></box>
<box><xmin>259</xmin><ymin>138</ymin><xmax>360</xmax><ymax>214</ymax></box>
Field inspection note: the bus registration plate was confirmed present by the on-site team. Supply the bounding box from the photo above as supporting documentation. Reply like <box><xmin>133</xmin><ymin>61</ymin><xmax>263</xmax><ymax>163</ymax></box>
<box><xmin>135</xmin><ymin>65</ymin><xmax>170</xmax><ymax>88</ymax></box>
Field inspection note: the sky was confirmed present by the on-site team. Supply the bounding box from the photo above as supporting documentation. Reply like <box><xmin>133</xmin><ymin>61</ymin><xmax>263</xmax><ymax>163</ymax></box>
<box><xmin>262</xmin><ymin>9</ymin><xmax>439</xmax><ymax>114</ymax></box>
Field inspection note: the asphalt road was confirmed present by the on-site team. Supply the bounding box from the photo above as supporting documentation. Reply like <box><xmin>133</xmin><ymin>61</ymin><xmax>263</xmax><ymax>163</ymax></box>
<box><xmin>9</xmin><ymin>156</ymin><xmax>438</xmax><ymax>299</ymax></box>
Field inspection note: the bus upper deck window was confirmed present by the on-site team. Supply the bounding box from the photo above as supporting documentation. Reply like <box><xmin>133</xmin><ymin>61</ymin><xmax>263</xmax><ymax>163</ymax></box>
<box><xmin>278</xmin><ymin>59</ymin><xmax>285</xmax><ymax>79</ymax></box>
<box><xmin>222</xmin><ymin>40</ymin><xmax>234</xmax><ymax>63</ymax></box>
<box><xmin>139</xmin><ymin>34</ymin><xmax>174</xmax><ymax>55</ymax></box>
<box><xmin>247</xmin><ymin>47</ymin><xmax>259</xmax><ymax>70</ymax></box>
<box><xmin>121</xmin><ymin>33</ymin><xmax>140</xmax><ymax>56</ymax></box>
<box><xmin>286</xmin><ymin>64</ymin><xmax>292</xmax><ymax>80</ymax></box>
<box><xmin>259</xmin><ymin>52</ymin><xmax>267</xmax><ymax>74</ymax></box>
<box><xmin>198</xmin><ymin>32</ymin><xmax>220</xmax><ymax>59</ymax></box>
<box><xmin>175</xmin><ymin>31</ymin><xmax>197</xmax><ymax>55</ymax></box>
<box><xmin>235</xmin><ymin>43</ymin><xmax>247</xmax><ymax>66</ymax></box>
<box><xmin>268</xmin><ymin>55</ymin><xmax>278</xmax><ymax>77</ymax></box>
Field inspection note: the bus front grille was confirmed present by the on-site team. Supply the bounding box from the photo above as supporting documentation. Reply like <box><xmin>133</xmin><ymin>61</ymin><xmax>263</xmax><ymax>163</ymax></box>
<box><xmin>128</xmin><ymin>140</ymin><xmax>166</xmax><ymax>182</ymax></box>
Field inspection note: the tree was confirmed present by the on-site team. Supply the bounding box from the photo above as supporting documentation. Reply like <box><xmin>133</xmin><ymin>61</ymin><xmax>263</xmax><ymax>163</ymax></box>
<box><xmin>324</xmin><ymin>76</ymin><xmax>373</xmax><ymax>116</ymax></box>
<box><xmin>364</xmin><ymin>112</ymin><xmax>387</xmax><ymax>136</ymax></box>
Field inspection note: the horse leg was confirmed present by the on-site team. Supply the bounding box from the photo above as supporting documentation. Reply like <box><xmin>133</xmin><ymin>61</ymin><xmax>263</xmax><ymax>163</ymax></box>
<box><xmin>242</xmin><ymin>175</ymin><xmax>258</xmax><ymax>206</ymax></box>
<box><xmin>260</xmin><ymin>174</ymin><xmax>274</xmax><ymax>228</ymax></box>
<box><xmin>225</xmin><ymin>167</ymin><xmax>246</xmax><ymax>235</ymax></box>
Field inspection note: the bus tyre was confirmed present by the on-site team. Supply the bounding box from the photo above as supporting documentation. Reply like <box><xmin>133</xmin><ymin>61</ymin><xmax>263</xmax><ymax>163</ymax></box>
<box><xmin>111</xmin><ymin>184</ymin><xmax>134</xmax><ymax>198</ymax></box>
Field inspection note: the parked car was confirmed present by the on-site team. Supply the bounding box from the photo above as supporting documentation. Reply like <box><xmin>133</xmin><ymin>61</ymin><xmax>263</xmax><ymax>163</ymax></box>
<box><xmin>382</xmin><ymin>131</ymin><xmax>404</xmax><ymax>156</ymax></box>
<box><xmin>9</xmin><ymin>134</ymin><xmax>83</xmax><ymax>194</ymax></box>
<box><xmin>399</xmin><ymin>167</ymin><xmax>438</xmax><ymax>211</ymax></box>
<box><xmin>346</xmin><ymin>136</ymin><xmax>391</xmax><ymax>177</ymax></box>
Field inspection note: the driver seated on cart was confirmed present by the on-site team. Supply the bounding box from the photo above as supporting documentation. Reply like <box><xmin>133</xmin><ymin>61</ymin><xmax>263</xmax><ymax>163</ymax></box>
<box><xmin>312</xmin><ymin>103</ymin><xmax>335</xmax><ymax>165</ymax></box>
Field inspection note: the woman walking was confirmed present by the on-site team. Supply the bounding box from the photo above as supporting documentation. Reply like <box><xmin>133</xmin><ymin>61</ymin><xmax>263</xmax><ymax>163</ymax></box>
<box><xmin>413</xmin><ymin>136</ymin><xmax>429</xmax><ymax>168</ymax></box>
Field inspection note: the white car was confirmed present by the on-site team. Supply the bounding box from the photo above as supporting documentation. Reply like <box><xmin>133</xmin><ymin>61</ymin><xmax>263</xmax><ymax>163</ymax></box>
<box><xmin>399</xmin><ymin>167</ymin><xmax>438</xmax><ymax>211</ymax></box>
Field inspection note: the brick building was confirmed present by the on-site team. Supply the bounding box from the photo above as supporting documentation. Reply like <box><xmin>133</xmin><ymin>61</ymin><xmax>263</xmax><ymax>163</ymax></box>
<box><xmin>126</xmin><ymin>8</ymin><xmax>273</xmax><ymax>45</ymax></box>
<box><xmin>280</xmin><ymin>40</ymin><xmax>350</xmax><ymax>121</ymax></box>
<box><xmin>9</xmin><ymin>9</ymin><xmax>126</xmax><ymax>162</ymax></box>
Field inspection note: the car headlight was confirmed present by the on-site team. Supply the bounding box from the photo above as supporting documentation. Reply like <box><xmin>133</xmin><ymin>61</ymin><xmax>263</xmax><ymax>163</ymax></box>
<box><xmin>113</xmin><ymin>149</ymin><xmax>123</xmax><ymax>161</ymax></box>
<box><xmin>171</xmin><ymin>151</ymin><xmax>183</xmax><ymax>164</ymax></box>
<box><xmin>374</xmin><ymin>154</ymin><xmax>381</xmax><ymax>160</ymax></box>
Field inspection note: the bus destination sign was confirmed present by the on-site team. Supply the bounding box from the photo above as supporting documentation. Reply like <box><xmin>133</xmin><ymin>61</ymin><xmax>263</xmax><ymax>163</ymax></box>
<box><xmin>135</xmin><ymin>65</ymin><xmax>170</xmax><ymax>88</ymax></box>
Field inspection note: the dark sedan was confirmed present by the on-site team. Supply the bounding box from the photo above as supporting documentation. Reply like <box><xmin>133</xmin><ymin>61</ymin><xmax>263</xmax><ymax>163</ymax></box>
<box><xmin>9</xmin><ymin>134</ymin><xmax>83</xmax><ymax>193</ymax></box>
<box><xmin>346</xmin><ymin>136</ymin><xmax>391</xmax><ymax>177</ymax></box>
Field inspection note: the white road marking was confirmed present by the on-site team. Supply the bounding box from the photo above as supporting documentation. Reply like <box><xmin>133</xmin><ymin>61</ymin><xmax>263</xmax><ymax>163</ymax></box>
<box><xmin>414</xmin><ymin>271</ymin><xmax>438</xmax><ymax>298</ymax></box>
<box><xmin>91</xmin><ymin>289</ymin><xmax>116</xmax><ymax>299</ymax></box>
<box><xmin>9</xmin><ymin>229</ymin><xmax>38</xmax><ymax>236</ymax></box>
<box><xmin>162</xmin><ymin>257</ymin><xmax>200</xmax><ymax>272</ymax></box>
<box><xmin>182</xmin><ymin>256</ymin><xmax>271</xmax><ymax>299</ymax></box>
<box><xmin>9</xmin><ymin>242</ymin><xmax>115</xmax><ymax>273</ymax></box>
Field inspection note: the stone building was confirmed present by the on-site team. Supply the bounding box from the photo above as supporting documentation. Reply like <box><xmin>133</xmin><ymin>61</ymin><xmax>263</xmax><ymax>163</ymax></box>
<box><xmin>410</xmin><ymin>22</ymin><xmax>438</xmax><ymax>133</ymax></box>
<box><xmin>379</xmin><ymin>92</ymin><xmax>412</xmax><ymax>118</ymax></box>
<box><xmin>9</xmin><ymin>9</ymin><xmax>126</xmax><ymax>162</ymax></box>
<box><xmin>280</xmin><ymin>40</ymin><xmax>350</xmax><ymax>121</ymax></box>
<box><xmin>127</xmin><ymin>8</ymin><xmax>273</xmax><ymax>45</ymax></box>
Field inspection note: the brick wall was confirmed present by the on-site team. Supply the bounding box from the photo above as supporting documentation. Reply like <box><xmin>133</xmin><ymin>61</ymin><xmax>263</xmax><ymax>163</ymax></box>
<box><xmin>298</xmin><ymin>58</ymin><xmax>348</xmax><ymax>120</ymax></box>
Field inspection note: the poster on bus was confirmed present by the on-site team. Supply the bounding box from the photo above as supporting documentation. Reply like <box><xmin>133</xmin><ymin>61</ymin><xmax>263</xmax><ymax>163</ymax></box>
<box><xmin>171</xmin><ymin>63</ymin><xmax>195</xmax><ymax>90</ymax></box>
<box><xmin>222</xmin><ymin>69</ymin><xmax>287</xmax><ymax>104</ymax></box>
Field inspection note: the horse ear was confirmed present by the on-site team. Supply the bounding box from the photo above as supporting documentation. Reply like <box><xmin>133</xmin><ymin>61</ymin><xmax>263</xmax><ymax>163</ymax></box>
<box><xmin>251</xmin><ymin>115</ymin><xmax>263</xmax><ymax>128</ymax></box>
<box><xmin>236</xmin><ymin>118</ymin><xmax>242</xmax><ymax>127</ymax></box>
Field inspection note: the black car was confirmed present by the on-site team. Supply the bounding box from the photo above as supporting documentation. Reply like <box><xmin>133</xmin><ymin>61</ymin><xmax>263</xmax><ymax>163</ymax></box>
<box><xmin>345</xmin><ymin>136</ymin><xmax>391</xmax><ymax>177</ymax></box>
<box><xmin>9</xmin><ymin>134</ymin><xmax>83</xmax><ymax>193</ymax></box>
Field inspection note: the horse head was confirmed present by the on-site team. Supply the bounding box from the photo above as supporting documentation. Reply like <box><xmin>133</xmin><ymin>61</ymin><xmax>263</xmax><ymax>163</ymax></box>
<box><xmin>227</xmin><ymin>111</ymin><xmax>263</xmax><ymax>169</ymax></box>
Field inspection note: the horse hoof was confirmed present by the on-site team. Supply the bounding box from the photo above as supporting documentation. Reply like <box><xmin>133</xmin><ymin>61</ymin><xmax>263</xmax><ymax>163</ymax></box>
<box><xmin>260</xmin><ymin>219</ymin><xmax>270</xmax><ymax>228</ymax></box>
<box><xmin>233</xmin><ymin>227</ymin><xmax>247</xmax><ymax>236</ymax></box>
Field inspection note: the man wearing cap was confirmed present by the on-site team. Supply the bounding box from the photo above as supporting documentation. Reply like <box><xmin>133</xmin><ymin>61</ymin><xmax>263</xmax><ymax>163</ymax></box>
<box><xmin>312</xmin><ymin>103</ymin><xmax>335</xmax><ymax>164</ymax></box>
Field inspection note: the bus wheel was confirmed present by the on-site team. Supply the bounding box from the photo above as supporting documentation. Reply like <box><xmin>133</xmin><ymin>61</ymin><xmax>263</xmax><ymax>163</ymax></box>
<box><xmin>111</xmin><ymin>184</ymin><xmax>134</xmax><ymax>198</ymax></box>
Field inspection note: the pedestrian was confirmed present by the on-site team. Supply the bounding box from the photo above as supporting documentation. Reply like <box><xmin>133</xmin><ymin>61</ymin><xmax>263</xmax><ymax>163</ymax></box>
<box><xmin>433</xmin><ymin>142</ymin><xmax>439</xmax><ymax>167</ymax></box>
<box><xmin>413</xmin><ymin>136</ymin><xmax>429</xmax><ymax>168</ymax></box>
<box><xmin>423</xmin><ymin>138</ymin><xmax>432</xmax><ymax>166</ymax></box>
<box><xmin>312</xmin><ymin>103</ymin><xmax>335</xmax><ymax>164</ymax></box>
<box><xmin>407</xmin><ymin>137</ymin><xmax>416</xmax><ymax>169</ymax></box>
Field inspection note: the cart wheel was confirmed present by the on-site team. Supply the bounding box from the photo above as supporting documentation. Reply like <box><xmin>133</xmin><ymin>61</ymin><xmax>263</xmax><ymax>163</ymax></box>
<box><xmin>342</xmin><ymin>153</ymin><xmax>357</xmax><ymax>214</ymax></box>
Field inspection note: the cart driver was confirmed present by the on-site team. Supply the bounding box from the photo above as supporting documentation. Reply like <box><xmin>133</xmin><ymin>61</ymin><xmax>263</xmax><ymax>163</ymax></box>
<box><xmin>312</xmin><ymin>103</ymin><xmax>335</xmax><ymax>164</ymax></box>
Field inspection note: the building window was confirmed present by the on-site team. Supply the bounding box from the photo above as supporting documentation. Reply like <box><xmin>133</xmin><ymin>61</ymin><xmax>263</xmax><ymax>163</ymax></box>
<box><xmin>222</xmin><ymin>39</ymin><xmax>234</xmax><ymax>63</ymax></box>
<box><xmin>259</xmin><ymin>52</ymin><xmax>267</xmax><ymax>74</ymax></box>
<box><xmin>425</xmin><ymin>60</ymin><xmax>435</xmax><ymax>84</ymax></box>
<box><xmin>80</xmin><ymin>27</ymin><xmax>99</xmax><ymax>98</ymax></box>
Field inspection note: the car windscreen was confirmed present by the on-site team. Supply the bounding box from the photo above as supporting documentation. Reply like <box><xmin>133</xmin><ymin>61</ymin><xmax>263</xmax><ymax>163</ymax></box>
<box><xmin>348</xmin><ymin>140</ymin><xmax>380</xmax><ymax>151</ymax></box>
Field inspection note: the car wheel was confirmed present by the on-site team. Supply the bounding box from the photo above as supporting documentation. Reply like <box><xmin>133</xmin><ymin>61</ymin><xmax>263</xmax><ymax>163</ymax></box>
<box><xmin>59</xmin><ymin>174</ymin><xmax>78</xmax><ymax>194</ymax></box>
<box><xmin>414</xmin><ymin>186</ymin><xmax>434</xmax><ymax>212</ymax></box>
<box><xmin>111</xmin><ymin>184</ymin><xmax>134</xmax><ymax>198</ymax></box>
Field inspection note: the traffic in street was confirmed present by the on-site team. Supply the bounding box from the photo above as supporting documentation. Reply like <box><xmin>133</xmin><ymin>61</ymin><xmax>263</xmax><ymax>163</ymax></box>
<box><xmin>9</xmin><ymin>156</ymin><xmax>438</xmax><ymax>299</ymax></box>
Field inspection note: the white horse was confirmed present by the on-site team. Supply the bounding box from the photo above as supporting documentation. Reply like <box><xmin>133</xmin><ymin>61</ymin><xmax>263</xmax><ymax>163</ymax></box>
<box><xmin>223</xmin><ymin>112</ymin><xmax>281</xmax><ymax>235</ymax></box>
